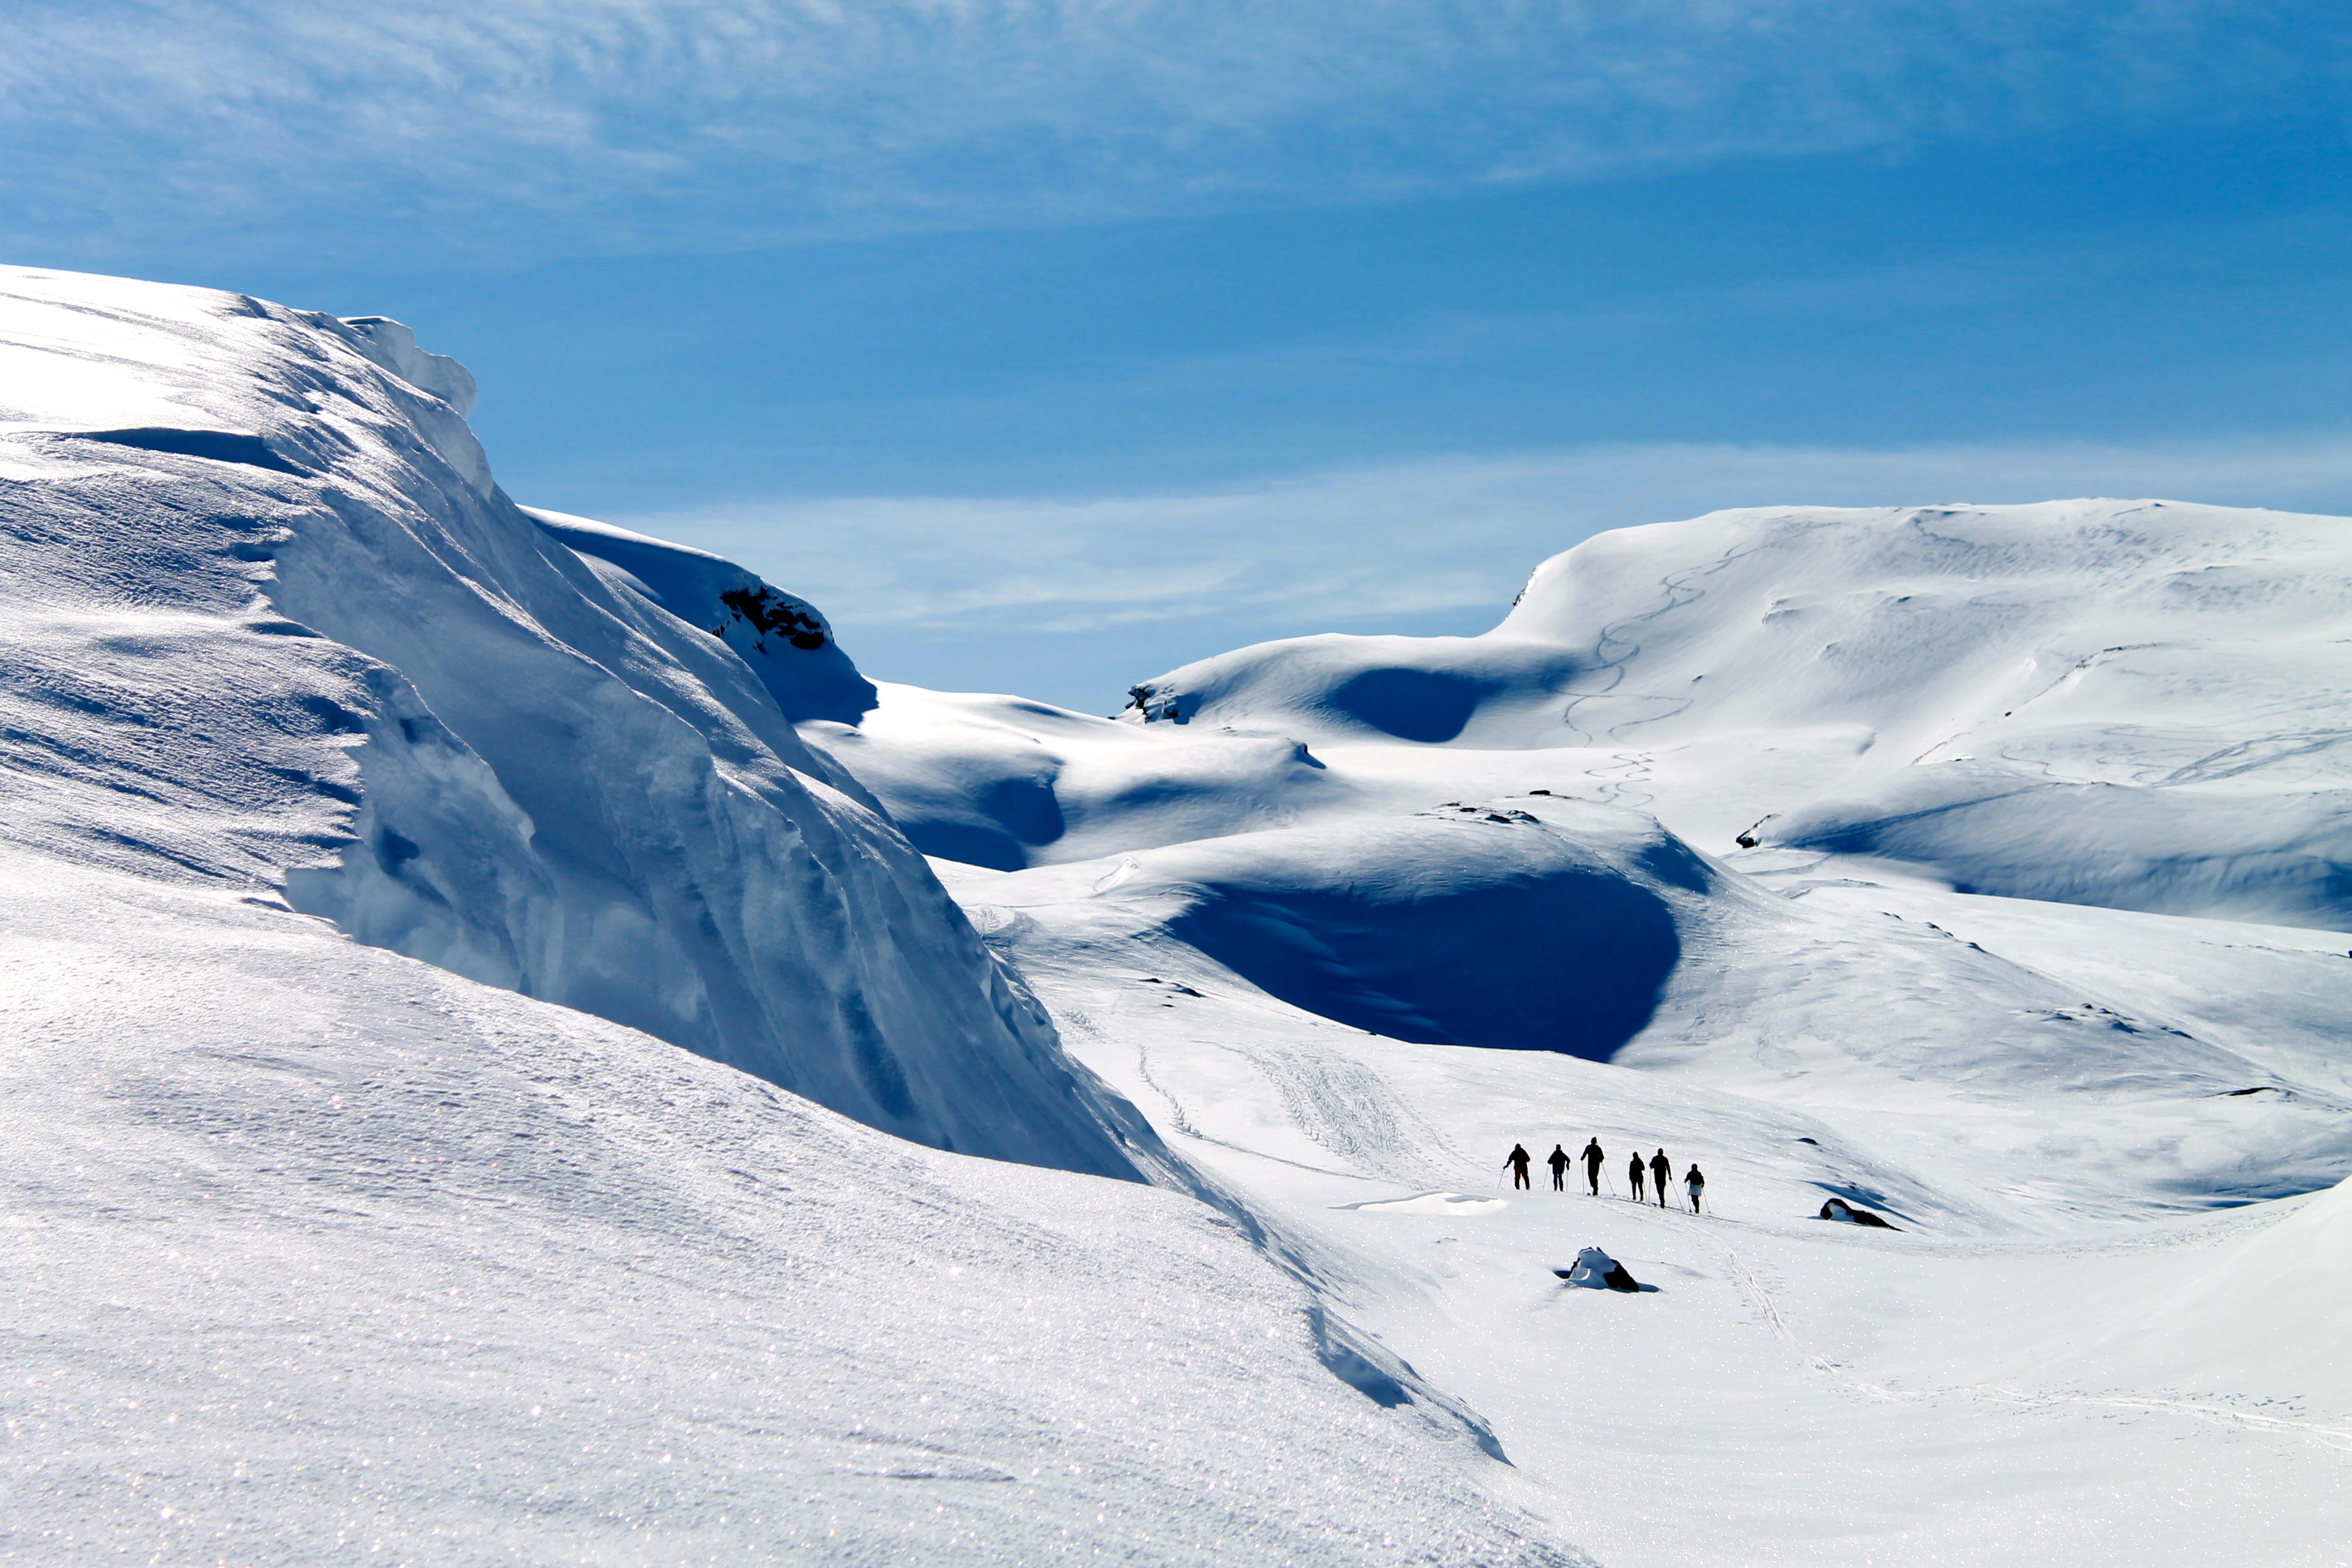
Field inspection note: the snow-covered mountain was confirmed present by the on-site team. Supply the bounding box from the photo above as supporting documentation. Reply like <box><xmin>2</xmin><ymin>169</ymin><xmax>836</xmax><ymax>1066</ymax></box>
<box><xmin>795</xmin><ymin>494</ymin><xmax>2352</xmax><ymax>1559</ymax></box>
<box><xmin>1126</xmin><ymin>500</ymin><xmax>2352</xmax><ymax>928</ymax></box>
<box><xmin>0</xmin><ymin>265</ymin><xmax>1140</xmax><ymax>1174</ymax></box>
<box><xmin>798</xmin><ymin>503</ymin><xmax>2352</xmax><ymax>1219</ymax></box>
<box><xmin>7</xmin><ymin>262</ymin><xmax>2350</xmax><ymax>1567</ymax></box>
<box><xmin>824</xmin><ymin>499</ymin><xmax>2352</xmax><ymax>927</ymax></box>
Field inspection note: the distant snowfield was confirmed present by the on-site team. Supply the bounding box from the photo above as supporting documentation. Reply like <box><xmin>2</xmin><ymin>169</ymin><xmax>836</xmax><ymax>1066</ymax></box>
<box><xmin>3</xmin><ymin>264</ymin><xmax>2349</xmax><ymax>1565</ymax></box>
<box><xmin>832</xmin><ymin>498</ymin><xmax>2352</xmax><ymax>1560</ymax></box>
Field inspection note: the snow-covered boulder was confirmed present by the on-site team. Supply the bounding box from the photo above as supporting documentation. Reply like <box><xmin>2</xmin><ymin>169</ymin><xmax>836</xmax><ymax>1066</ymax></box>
<box><xmin>1555</xmin><ymin>1247</ymin><xmax>1643</xmax><ymax>1292</ymax></box>
<box><xmin>1819</xmin><ymin>1196</ymin><xmax>1899</xmax><ymax>1228</ymax></box>
<box><xmin>0</xmin><ymin>264</ymin><xmax>1141</xmax><ymax>1178</ymax></box>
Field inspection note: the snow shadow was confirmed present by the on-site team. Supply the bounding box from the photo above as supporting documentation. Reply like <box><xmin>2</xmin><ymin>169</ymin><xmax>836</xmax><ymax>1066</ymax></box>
<box><xmin>1169</xmin><ymin>863</ymin><xmax>1678</xmax><ymax>1059</ymax></box>
<box><xmin>59</xmin><ymin>427</ymin><xmax>303</xmax><ymax>475</ymax></box>
<box><xmin>1322</xmin><ymin>666</ymin><xmax>1497</xmax><ymax>743</ymax></box>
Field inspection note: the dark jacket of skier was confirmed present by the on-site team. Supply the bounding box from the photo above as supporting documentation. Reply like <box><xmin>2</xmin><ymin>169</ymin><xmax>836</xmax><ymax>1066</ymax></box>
<box><xmin>1581</xmin><ymin>1137</ymin><xmax>1604</xmax><ymax>1194</ymax></box>
<box><xmin>1547</xmin><ymin>1144</ymin><xmax>1570</xmax><ymax>1190</ymax></box>
<box><xmin>1504</xmin><ymin>1143</ymin><xmax>1533</xmax><ymax>1190</ymax></box>
<box><xmin>1649</xmin><ymin>1150</ymin><xmax>1670</xmax><ymax>1207</ymax></box>
<box><xmin>1685</xmin><ymin>1164</ymin><xmax>1706</xmax><ymax>1213</ymax></box>
<box><xmin>1627</xmin><ymin>1152</ymin><xmax>1646</xmax><ymax>1199</ymax></box>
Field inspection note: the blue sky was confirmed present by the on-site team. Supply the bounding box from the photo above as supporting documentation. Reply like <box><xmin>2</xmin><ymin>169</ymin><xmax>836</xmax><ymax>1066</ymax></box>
<box><xmin>6</xmin><ymin>1</ymin><xmax>2349</xmax><ymax>709</ymax></box>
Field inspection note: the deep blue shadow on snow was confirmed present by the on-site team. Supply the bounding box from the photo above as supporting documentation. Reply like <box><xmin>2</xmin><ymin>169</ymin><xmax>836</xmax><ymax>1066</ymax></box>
<box><xmin>1169</xmin><ymin>862</ymin><xmax>1679</xmax><ymax>1059</ymax></box>
<box><xmin>892</xmin><ymin>776</ymin><xmax>1068</xmax><ymax>872</ymax></box>
<box><xmin>62</xmin><ymin>427</ymin><xmax>304</xmax><ymax>475</ymax></box>
<box><xmin>1322</xmin><ymin>667</ymin><xmax>1495</xmax><ymax>744</ymax></box>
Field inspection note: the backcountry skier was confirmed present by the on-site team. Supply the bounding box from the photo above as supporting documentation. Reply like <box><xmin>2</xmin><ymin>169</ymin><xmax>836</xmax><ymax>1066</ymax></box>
<box><xmin>1547</xmin><ymin>1144</ymin><xmax>1570</xmax><ymax>1191</ymax></box>
<box><xmin>1627</xmin><ymin>1151</ymin><xmax>1646</xmax><ymax>1202</ymax></box>
<box><xmin>1504</xmin><ymin>1143</ymin><xmax>1533</xmax><ymax>1190</ymax></box>
<box><xmin>1581</xmin><ymin>1137</ymin><xmax>1605</xmax><ymax>1195</ymax></box>
<box><xmin>1685</xmin><ymin>1163</ymin><xmax>1706</xmax><ymax>1214</ymax></box>
<box><xmin>1649</xmin><ymin>1149</ymin><xmax>1671</xmax><ymax>1208</ymax></box>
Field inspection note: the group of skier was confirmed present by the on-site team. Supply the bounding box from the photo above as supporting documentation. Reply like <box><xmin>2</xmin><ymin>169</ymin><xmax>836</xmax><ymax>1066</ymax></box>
<box><xmin>1503</xmin><ymin>1139</ymin><xmax>1705</xmax><ymax>1213</ymax></box>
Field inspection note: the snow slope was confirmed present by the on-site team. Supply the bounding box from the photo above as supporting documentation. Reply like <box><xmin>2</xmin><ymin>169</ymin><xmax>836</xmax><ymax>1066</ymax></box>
<box><xmin>12</xmin><ymin>260</ymin><xmax>2352</xmax><ymax>1565</ymax></box>
<box><xmin>0</xmin><ymin>264</ymin><xmax>1597</xmax><ymax>1564</ymax></box>
<box><xmin>787</xmin><ymin>498</ymin><xmax>2352</xmax><ymax>1564</ymax></box>
<box><xmin>0</xmin><ymin>847</ymin><xmax>1586</xmax><ymax>1566</ymax></box>
<box><xmin>937</xmin><ymin>855</ymin><xmax>2352</xmax><ymax>1566</ymax></box>
<box><xmin>0</xmin><ymin>263</ymin><xmax>1134</xmax><ymax>1177</ymax></box>
<box><xmin>1124</xmin><ymin>500</ymin><xmax>2352</xmax><ymax>928</ymax></box>
<box><xmin>818</xmin><ymin>501</ymin><xmax>2352</xmax><ymax>934</ymax></box>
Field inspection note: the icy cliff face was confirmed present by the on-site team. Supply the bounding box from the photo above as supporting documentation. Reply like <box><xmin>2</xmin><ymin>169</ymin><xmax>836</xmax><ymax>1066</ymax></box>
<box><xmin>0</xmin><ymin>264</ymin><xmax>1142</xmax><ymax>1179</ymax></box>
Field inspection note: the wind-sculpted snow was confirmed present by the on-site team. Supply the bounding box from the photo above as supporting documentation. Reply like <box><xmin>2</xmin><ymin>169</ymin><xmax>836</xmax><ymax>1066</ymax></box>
<box><xmin>525</xmin><ymin>506</ymin><xmax>879</xmax><ymax>726</ymax></box>
<box><xmin>1109</xmin><ymin>501</ymin><xmax>2352</xmax><ymax>928</ymax></box>
<box><xmin>944</xmin><ymin>794</ymin><xmax>2352</xmax><ymax>1210</ymax></box>
<box><xmin>0</xmin><ymin>851</ymin><xmax>1588</xmax><ymax>1566</ymax></box>
<box><xmin>0</xmin><ymin>264</ymin><xmax>1138</xmax><ymax>1178</ymax></box>
<box><xmin>15</xmin><ymin>262</ymin><xmax>2352</xmax><ymax>1566</ymax></box>
<box><xmin>1141</xmin><ymin>809</ymin><xmax>1691</xmax><ymax>1059</ymax></box>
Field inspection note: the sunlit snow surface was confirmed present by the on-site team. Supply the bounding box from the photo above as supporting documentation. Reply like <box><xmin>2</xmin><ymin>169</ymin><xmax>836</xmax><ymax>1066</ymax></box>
<box><xmin>827</xmin><ymin>508</ymin><xmax>2352</xmax><ymax>1559</ymax></box>
<box><xmin>0</xmin><ymin>264</ymin><xmax>1583</xmax><ymax>1564</ymax></box>
<box><xmin>0</xmin><ymin>851</ymin><xmax>1578</xmax><ymax>1564</ymax></box>
<box><xmin>6</xmin><ymin>263</ymin><xmax>2352</xmax><ymax>1565</ymax></box>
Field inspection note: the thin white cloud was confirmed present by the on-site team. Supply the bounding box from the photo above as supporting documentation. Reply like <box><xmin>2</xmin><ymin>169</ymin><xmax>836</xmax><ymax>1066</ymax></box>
<box><xmin>2</xmin><ymin>2</ymin><xmax>2338</xmax><ymax>262</ymax></box>
<box><xmin>616</xmin><ymin>433</ymin><xmax>2352</xmax><ymax>633</ymax></box>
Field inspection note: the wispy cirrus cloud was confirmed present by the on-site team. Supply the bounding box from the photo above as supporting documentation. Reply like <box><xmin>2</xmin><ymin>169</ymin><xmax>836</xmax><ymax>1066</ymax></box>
<box><xmin>2</xmin><ymin>1</ymin><xmax>2340</xmax><ymax>263</ymax></box>
<box><xmin>620</xmin><ymin>432</ymin><xmax>2352</xmax><ymax>636</ymax></box>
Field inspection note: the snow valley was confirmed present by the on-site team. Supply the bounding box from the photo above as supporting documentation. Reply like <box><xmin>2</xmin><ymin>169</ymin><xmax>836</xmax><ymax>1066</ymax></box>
<box><xmin>2</xmin><ymin>265</ymin><xmax>2346</xmax><ymax>1566</ymax></box>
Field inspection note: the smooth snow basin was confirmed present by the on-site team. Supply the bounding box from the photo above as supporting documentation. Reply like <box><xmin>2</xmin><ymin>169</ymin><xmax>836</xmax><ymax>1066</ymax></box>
<box><xmin>1343</xmin><ymin>1192</ymin><xmax>1509</xmax><ymax>1215</ymax></box>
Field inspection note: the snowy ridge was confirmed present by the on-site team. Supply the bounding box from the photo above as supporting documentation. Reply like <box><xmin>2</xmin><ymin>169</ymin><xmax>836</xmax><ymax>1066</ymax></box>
<box><xmin>1133</xmin><ymin>500</ymin><xmax>2352</xmax><ymax>927</ymax></box>
<box><xmin>0</xmin><ymin>264</ymin><xmax>1135</xmax><ymax>1178</ymax></box>
<box><xmin>524</xmin><ymin>507</ymin><xmax>879</xmax><ymax>726</ymax></box>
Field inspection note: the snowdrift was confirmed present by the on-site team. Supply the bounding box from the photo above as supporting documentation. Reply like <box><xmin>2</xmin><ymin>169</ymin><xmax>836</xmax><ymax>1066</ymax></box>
<box><xmin>804</xmin><ymin>681</ymin><xmax>1346</xmax><ymax>869</ymax></box>
<box><xmin>956</xmin><ymin>799</ymin><xmax>1703</xmax><ymax>1058</ymax></box>
<box><xmin>2079</xmin><ymin>1173</ymin><xmax>2352</xmax><ymax>1407</ymax></box>
<box><xmin>1118</xmin><ymin>502</ymin><xmax>2352</xmax><ymax>928</ymax></box>
<box><xmin>0</xmin><ymin>849</ymin><xmax>1587</xmax><ymax>1565</ymax></box>
<box><xmin>0</xmin><ymin>264</ymin><xmax>1137</xmax><ymax>1177</ymax></box>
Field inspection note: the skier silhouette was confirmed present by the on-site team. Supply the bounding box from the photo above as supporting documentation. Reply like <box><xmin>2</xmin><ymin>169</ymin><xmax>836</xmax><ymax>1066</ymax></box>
<box><xmin>1649</xmin><ymin>1150</ymin><xmax>1670</xmax><ymax>1208</ymax></box>
<box><xmin>1627</xmin><ymin>1151</ymin><xmax>1646</xmax><ymax>1203</ymax></box>
<box><xmin>1685</xmin><ymin>1164</ymin><xmax>1706</xmax><ymax>1214</ymax></box>
<box><xmin>1547</xmin><ymin>1144</ymin><xmax>1570</xmax><ymax>1191</ymax></box>
<box><xmin>1581</xmin><ymin>1137</ymin><xmax>1605</xmax><ymax>1195</ymax></box>
<box><xmin>1504</xmin><ymin>1144</ymin><xmax>1532</xmax><ymax>1190</ymax></box>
